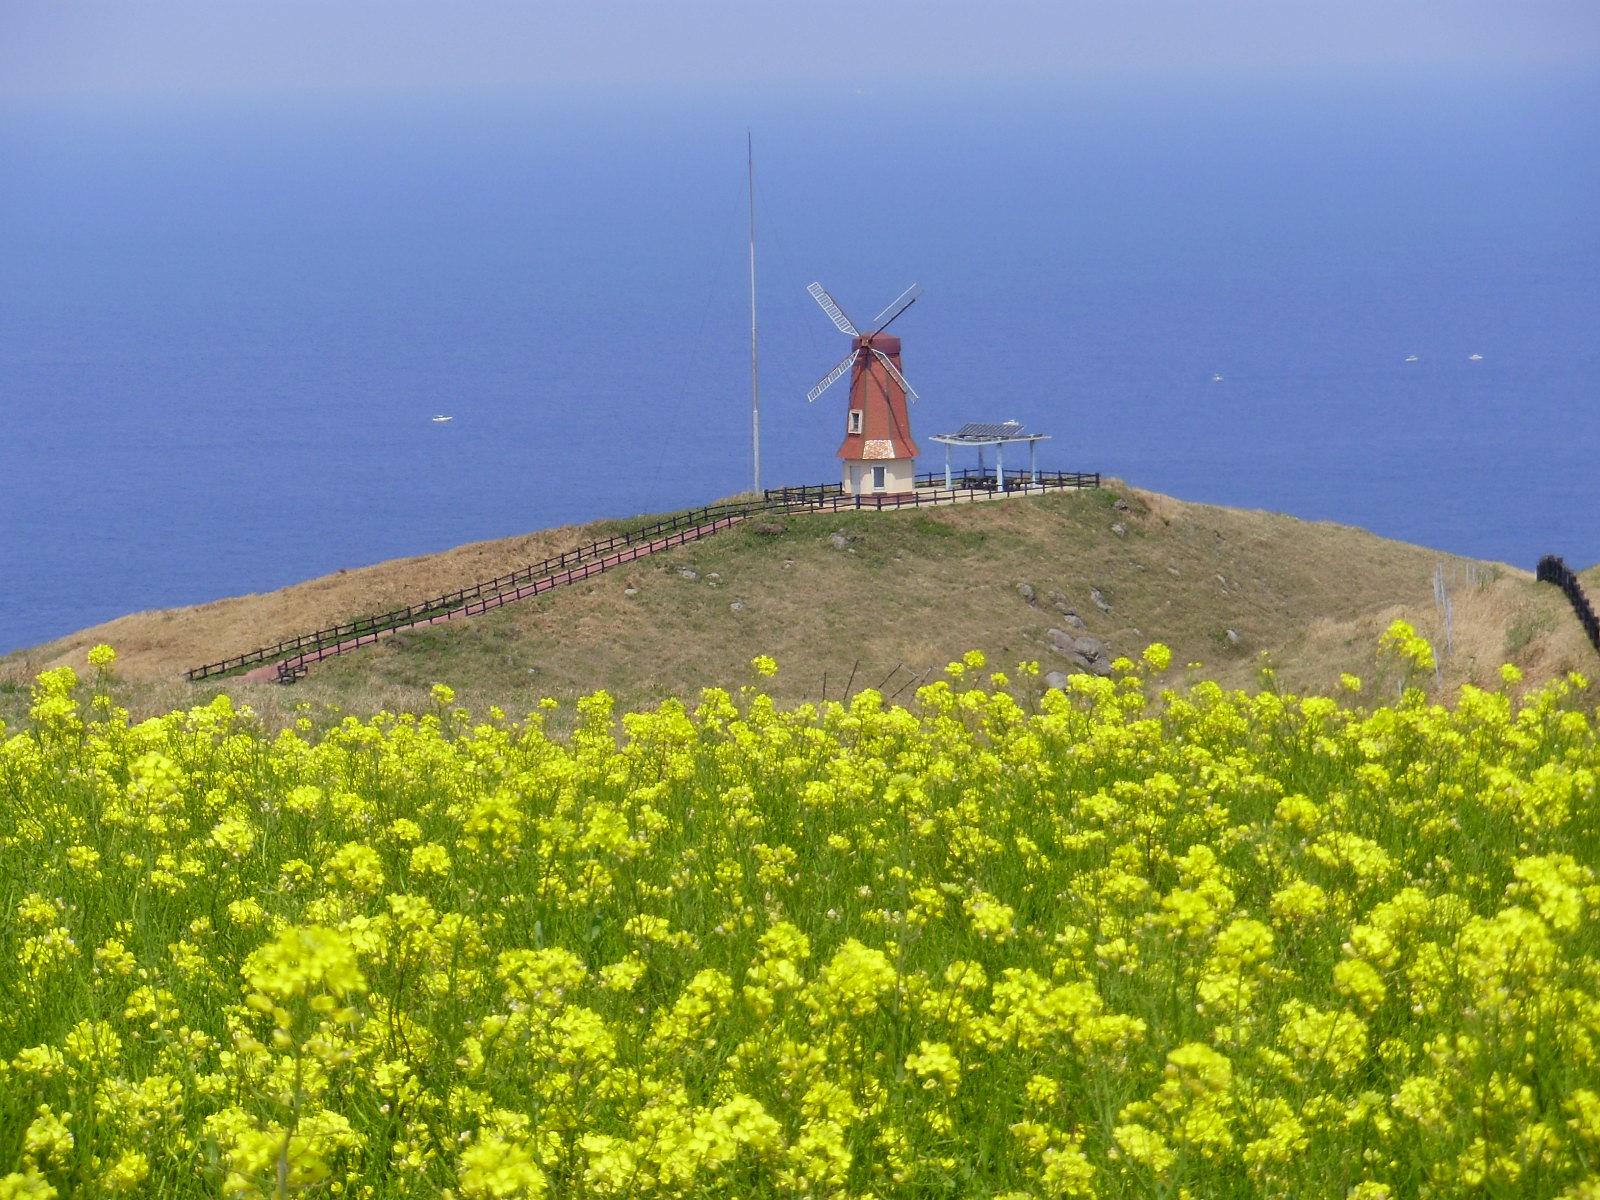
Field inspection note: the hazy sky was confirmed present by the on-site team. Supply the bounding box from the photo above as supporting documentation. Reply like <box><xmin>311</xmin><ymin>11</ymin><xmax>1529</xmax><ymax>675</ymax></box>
<box><xmin>4</xmin><ymin>0</ymin><xmax>1598</xmax><ymax>102</ymax></box>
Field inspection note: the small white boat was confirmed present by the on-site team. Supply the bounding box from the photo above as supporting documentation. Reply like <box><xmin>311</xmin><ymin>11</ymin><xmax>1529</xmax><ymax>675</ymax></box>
<box><xmin>1211</xmin><ymin>373</ymin><xmax>1224</xmax><ymax>383</ymax></box>
<box><xmin>432</xmin><ymin>415</ymin><xmax>453</xmax><ymax>423</ymax></box>
<box><xmin>1467</xmin><ymin>353</ymin><xmax>1483</xmax><ymax>362</ymax></box>
<box><xmin>1405</xmin><ymin>354</ymin><xmax>1420</xmax><ymax>363</ymax></box>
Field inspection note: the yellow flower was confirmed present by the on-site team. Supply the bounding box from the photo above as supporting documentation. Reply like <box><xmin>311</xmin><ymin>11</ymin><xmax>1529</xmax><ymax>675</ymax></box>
<box><xmin>1379</xmin><ymin>619</ymin><xmax>1436</xmax><ymax>674</ymax></box>
<box><xmin>410</xmin><ymin>842</ymin><xmax>451</xmax><ymax>876</ymax></box>
<box><xmin>243</xmin><ymin>925</ymin><xmax>366</xmax><ymax>1004</ymax></box>
<box><xmin>2</xmin><ymin>626</ymin><xmax>1598</xmax><ymax>1195</ymax></box>
<box><xmin>1141</xmin><ymin>642</ymin><xmax>1173</xmax><ymax>672</ymax></box>
<box><xmin>22</xmin><ymin>1106</ymin><xmax>73</xmax><ymax>1165</ymax></box>
<box><xmin>965</xmin><ymin>891</ymin><xmax>1016</xmax><ymax>942</ymax></box>
<box><xmin>458</xmin><ymin>1131</ymin><xmax>547</xmax><ymax>1199</ymax></box>
<box><xmin>0</xmin><ymin>1169</ymin><xmax>56</xmax><ymax>1199</ymax></box>
<box><xmin>905</xmin><ymin>1040</ymin><xmax>962</xmax><ymax>1093</ymax></box>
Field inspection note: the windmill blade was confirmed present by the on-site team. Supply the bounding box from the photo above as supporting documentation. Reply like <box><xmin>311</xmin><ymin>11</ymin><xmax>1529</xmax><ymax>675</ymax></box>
<box><xmin>870</xmin><ymin>348</ymin><xmax>919</xmax><ymax>402</ymax></box>
<box><xmin>868</xmin><ymin>283</ymin><xmax>922</xmax><ymax>334</ymax></box>
<box><xmin>807</xmin><ymin>282</ymin><xmax>859</xmax><ymax>337</ymax></box>
<box><xmin>806</xmin><ymin>349</ymin><xmax>860</xmax><ymax>402</ymax></box>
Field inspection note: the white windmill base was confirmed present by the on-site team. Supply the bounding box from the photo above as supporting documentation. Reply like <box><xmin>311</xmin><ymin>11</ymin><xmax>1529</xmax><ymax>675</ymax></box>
<box><xmin>842</xmin><ymin>457</ymin><xmax>917</xmax><ymax>496</ymax></box>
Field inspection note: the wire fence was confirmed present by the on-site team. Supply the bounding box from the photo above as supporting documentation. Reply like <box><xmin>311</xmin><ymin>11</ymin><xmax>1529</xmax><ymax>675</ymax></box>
<box><xmin>1536</xmin><ymin>555</ymin><xmax>1600</xmax><ymax>654</ymax></box>
<box><xmin>186</xmin><ymin>471</ymin><xmax>1101</xmax><ymax>684</ymax></box>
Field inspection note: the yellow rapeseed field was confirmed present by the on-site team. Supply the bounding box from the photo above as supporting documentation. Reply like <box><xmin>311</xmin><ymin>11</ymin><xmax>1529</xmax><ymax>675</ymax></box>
<box><xmin>2</xmin><ymin>632</ymin><xmax>1598</xmax><ymax>1199</ymax></box>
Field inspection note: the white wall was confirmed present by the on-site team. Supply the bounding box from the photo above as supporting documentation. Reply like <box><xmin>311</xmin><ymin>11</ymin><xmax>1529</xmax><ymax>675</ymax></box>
<box><xmin>841</xmin><ymin>458</ymin><xmax>917</xmax><ymax>495</ymax></box>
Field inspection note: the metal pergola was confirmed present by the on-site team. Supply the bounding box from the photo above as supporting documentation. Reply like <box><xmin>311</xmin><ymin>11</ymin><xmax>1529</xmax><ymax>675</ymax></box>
<box><xmin>927</xmin><ymin>421</ymin><xmax>1053</xmax><ymax>491</ymax></box>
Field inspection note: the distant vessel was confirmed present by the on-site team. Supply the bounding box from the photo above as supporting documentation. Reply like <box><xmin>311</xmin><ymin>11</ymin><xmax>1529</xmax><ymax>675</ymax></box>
<box><xmin>1212</xmin><ymin>373</ymin><xmax>1224</xmax><ymax>383</ymax></box>
<box><xmin>1468</xmin><ymin>353</ymin><xmax>1484</xmax><ymax>362</ymax></box>
<box><xmin>1405</xmin><ymin>354</ymin><xmax>1420</xmax><ymax>363</ymax></box>
<box><xmin>432</xmin><ymin>415</ymin><xmax>453</xmax><ymax>423</ymax></box>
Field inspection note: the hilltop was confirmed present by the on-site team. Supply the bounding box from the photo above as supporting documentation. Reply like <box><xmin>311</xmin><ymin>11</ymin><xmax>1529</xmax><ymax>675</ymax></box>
<box><xmin>3</xmin><ymin>483</ymin><xmax>1594</xmax><ymax>724</ymax></box>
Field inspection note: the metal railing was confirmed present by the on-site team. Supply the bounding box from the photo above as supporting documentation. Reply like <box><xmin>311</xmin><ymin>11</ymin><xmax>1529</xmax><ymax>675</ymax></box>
<box><xmin>188</xmin><ymin>470</ymin><xmax>1101</xmax><ymax>683</ymax></box>
<box><xmin>916</xmin><ymin>468</ymin><xmax>1099</xmax><ymax>491</ymax></box>
<box><xmin>1536</xmin><ymin>555</ymin><xmax>1600</xmax><ymax>654</ymax></box>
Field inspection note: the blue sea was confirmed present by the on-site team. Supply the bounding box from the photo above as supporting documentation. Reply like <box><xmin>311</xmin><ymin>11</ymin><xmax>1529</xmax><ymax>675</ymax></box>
<box><xmin>3</xmin><ymin>71</ymin><xmax>1598</xmax><ymax>655</ymax></box>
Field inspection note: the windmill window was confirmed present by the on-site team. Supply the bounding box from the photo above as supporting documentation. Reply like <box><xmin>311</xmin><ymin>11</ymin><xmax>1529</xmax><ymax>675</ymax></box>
<box><xmin>872</xmin><ymin>466</ymin><xmax>886</xmax><ymax>490</ymax></box>
<box><xmin>848</xmin><ymin>410</ymin><xmax>863</xmax><ymax>434</ymax></box>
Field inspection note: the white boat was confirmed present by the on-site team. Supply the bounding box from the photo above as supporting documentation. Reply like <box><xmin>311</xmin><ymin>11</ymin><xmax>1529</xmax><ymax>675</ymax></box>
<box><xmin>432</xmin><ymin>415</ymin><xmax>453</xmax><ymax>423</ymax></box>
<box><xmin>1468</xmin><ymin>353</ymin><xmax>1483</xmax><ymax>362</ymax></box>
<box><xmin>1405</xmin><ymin>354</ymin><xmax>1420</xmax><ymax>363</ymax></box>
<box><xmin>1211</xmin><ymin>373</ymin><xmax>1224</xmax><ymax>383</ymax></box>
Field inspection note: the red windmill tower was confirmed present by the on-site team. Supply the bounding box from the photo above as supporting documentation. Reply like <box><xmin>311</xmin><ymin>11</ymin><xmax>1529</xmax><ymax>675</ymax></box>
<box><xmin>805</xmin><ymin>281</ymin><xmax>922</xmax><ymax>495</ymax></box>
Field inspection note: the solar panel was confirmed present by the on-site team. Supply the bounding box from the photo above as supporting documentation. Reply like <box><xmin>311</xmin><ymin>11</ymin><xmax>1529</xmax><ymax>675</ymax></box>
<box><xmin>953</xmin><ymin>421</ymin><xmax>1025</xmax><ymax>439</ymax></box>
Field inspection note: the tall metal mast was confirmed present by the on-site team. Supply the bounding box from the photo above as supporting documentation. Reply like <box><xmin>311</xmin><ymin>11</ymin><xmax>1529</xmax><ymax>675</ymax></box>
<box><xmin>747</xmin><ymin>130</ymin><xmax>761</xmax><ymax>495</ymax></box>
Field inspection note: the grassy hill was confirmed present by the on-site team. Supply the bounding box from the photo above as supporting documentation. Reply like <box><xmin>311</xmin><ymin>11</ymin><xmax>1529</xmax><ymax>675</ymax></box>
<box><xmin>4</xmin><ymin>483</ymin><xmax>1596</xmax><ymax>725</ymax></box>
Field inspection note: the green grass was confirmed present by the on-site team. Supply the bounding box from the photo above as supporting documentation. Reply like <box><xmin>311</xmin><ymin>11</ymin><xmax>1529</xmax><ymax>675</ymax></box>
<box><xmin>1506</xmin><ymin>607</ymin><xmax>1559</xmax><ymax>658</ymax></box>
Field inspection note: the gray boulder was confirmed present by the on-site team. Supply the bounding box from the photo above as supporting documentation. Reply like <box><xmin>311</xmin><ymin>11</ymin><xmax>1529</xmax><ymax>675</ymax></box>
<box><xmin>1044</xmin><ymin>671</ymin><xmax>1070</xmax><ymax>691</ymax></box>
<box><xmin>1016</xmin><ymin>582</ymin><xmax>1036</xmax><ymax>605</ymax></box>
<box><xmin>1073</xmin><ymin>634</ymin><xmax>1109</xmax><ymax>664</ymax></box>
<box><xmin>1045</xmin><ymin>628</ymin><xmax>1112</xmax><ymax>676</ymax></box>
<box><xmin>1091</xmin><ymin>587</ymin><xmax>1111</xmax><ymax>612</ymax></box>
<box><xmin>1111</xmin><ymin>522</ymin><xmax>1127</xmax><ymax>538</ymax></box>
<box><xmin>829</xmin><ymin>532</ymin><xmax>851</xmax><ymax>550</ymax></box>
<box><xmin>677</xmin><ymin>567</ymin><xmax>699</xmax><ymax>581</ymax></box>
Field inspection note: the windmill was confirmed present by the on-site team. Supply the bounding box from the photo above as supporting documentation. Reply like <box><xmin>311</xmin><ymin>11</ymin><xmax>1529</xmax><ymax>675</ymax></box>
<box><xmin>806</xmin><ymin>281</ymin><xmax>923</xmax><ymax>495</ymax></box>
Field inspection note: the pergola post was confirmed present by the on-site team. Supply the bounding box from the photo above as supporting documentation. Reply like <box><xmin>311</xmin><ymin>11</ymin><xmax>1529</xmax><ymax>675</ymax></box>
<box><xmin>929</xmin><ymin>426</ymin><xmax>1053</xmax><ymax>494</ymax></box>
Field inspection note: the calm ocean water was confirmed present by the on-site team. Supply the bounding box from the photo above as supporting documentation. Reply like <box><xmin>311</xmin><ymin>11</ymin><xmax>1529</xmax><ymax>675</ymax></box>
<box><xmin>3</xmin><ymin>73</ymin><xmax>1597</xmax><ymax>655</ymax></box>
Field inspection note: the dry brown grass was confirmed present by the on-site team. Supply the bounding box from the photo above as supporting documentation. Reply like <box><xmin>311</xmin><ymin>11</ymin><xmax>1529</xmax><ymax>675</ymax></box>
<box><xmin>4</xmin><ymin>484</ymin><xmax>1595</xmax><ymax>728</ymax></box>
<box><xmin>0</xmin><ymin>516</ymin><xmax>636</xmax><ymax>683</ymax></box>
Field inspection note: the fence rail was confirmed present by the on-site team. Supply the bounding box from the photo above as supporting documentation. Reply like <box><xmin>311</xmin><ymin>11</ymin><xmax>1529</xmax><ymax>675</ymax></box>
<box><xmin>915</xmin><ymin>468</ymin><xmax>1098</xmax><ymax>490</ymax></box>
<box><xmin>1536</xmin><ymin>555</ymin><xmax>1600</xmax><ymax>654</ymax></box>
<box><xmin>187</xmin><ymin>471</ymin><xmax>1100</xmax><ymax>683</ymax></box>
<box><xmin>763</xmin><ymin>482</ymin><xmax>844</xmax><ymax>504</ymax></box>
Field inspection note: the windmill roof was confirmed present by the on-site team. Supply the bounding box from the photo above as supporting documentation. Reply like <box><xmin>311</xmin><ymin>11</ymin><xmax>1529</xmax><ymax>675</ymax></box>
<box><xmin>837</xmin><ymin>348</ymin><xmax>918</xmax><ymax>461</ymax></box>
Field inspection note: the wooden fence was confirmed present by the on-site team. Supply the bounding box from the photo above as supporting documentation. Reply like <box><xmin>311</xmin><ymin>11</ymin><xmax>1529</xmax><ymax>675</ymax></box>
<box><xmin>1536</xmin><ymin>555</ymin><xmax>1600</xmax><ymax>654</ymax></box>
<box><xmin>186</xmin><ymin>471</ymin><xmax>1101</xmax><ymax>684</ymax></box>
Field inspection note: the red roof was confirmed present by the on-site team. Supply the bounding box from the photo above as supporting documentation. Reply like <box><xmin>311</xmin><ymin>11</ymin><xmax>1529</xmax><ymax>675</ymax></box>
<box><xmin>836</xmin><ymin>334</ymin><xmax>918</xmax><ymax>461</ymax></box>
